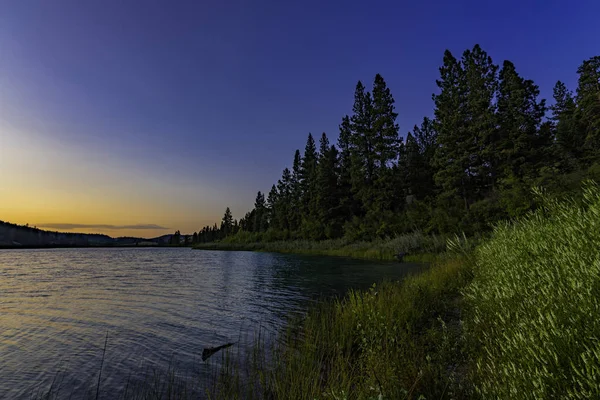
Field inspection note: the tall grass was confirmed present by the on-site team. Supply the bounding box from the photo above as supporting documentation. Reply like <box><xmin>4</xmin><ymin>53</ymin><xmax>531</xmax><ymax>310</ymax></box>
<box><xmin>464</xmin><ymin>182</ymin><xmax>600</xmax><ymax>399</ymax></box>
<box><xmin>195</xmin><ymin>232</ymin><xmax>448</xmax><ymax>262</ymax></box>
<box><xmin>211</xmin><ymin>254</ymin><xmax>473</xmax><ymax>399</ymax></box>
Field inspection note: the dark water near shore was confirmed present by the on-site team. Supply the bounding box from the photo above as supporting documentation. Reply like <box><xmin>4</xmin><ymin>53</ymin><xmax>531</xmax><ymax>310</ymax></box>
<box><xmin>0</xmin><ymin>248</ymin><xmax>422</xmax><ymax>399</ymax></box>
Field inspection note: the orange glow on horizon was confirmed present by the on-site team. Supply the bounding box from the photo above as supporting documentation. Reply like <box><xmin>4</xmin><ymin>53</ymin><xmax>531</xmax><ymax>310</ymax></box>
<box><xmin>1</xmin><ymin>128</ymin><xmax>231</xmax><ymax>238</ymax></box>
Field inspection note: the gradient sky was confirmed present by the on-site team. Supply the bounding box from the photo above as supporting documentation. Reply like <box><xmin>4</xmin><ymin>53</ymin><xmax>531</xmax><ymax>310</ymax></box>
<box><xmin>1</xmin><ymin>0</ymin><xmax>598</xmax><ymax>238</ymax></box>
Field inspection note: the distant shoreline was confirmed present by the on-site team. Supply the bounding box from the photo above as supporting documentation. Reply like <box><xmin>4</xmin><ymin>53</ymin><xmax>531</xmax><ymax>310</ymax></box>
<box><xmin>0</xmin><ymin>244</ymin><xmax>187</xmax><ymax>250</ymax></box>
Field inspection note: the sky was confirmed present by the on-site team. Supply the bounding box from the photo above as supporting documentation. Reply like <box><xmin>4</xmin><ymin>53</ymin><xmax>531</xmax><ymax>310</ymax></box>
<box><xmin>0</xmin><ymin>0</ymin><xmax>598</xmax><ymax>238</ymax></box>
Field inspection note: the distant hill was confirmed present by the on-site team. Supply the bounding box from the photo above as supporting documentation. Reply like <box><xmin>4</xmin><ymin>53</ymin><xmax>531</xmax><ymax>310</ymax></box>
<box><xmin>0</xmin><ymin>220</ymin><xmax>171</xmax><ymax>248</ymax></box>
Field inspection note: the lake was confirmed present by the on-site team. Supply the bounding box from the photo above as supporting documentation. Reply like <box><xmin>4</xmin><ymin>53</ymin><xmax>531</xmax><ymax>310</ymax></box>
<box><xmin>0</xmin><ymin>248</ymin><xmax>423</xmax><ymax>399</ymax></box>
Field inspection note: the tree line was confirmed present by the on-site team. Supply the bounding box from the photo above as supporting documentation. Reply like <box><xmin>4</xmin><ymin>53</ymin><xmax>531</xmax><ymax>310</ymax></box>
<box><xmin>183</xmin><ymin>45</ymin><xmax>599</xmax><ymax>244</ymax></box>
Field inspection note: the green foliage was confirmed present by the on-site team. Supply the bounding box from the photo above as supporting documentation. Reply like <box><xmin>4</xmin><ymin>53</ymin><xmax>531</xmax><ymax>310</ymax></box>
<box><xmin>433</xmin><ymin>45</ymin><xmax>498</xmax><ymax>208</ymax></box>
<box><xmin>464</xmin><ymin>182</ymin><xmax>600</xmax><ymax>399</ymax></box>
<box><xmin>496</xmin><ymin>60</ymin><xmax>547</xmax><ymax>179</ymax></box>
<box><xmin>576</xmin><ymin>56</ymin><xmax>600</xmax><ymax>156</ymax></box>
<box><xmin>221</xmin><ymin>207</ymin><xmax>233</xmax><ymax>236</ymax></box>
<box><xmin>186</xmin><ymin>48</ymin><xmax>599</xmax><ymax>248</ymax></box>
<box><xmin>196</xmin><ymin>231</ymin><xmax>447</xmax><ymax>261</ymax></box>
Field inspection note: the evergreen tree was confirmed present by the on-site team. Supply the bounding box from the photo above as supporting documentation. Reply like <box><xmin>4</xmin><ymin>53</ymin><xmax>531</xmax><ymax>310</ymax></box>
<box><xmin>434</xmin><ymin>45</ymin><xmax>498</xmax><ymax>209</ymax></box>
<box><xmin>496</xmin><ymin>60</ymin><xmax>547</xmax><ymax>179</ymax></box>
<box><xmin>221</xmin><ymin>207</ymin><xmax>233</xmax><ymax>237</ymax></box>
<box><xmin>300</xmin><ymin>133</ymin><xmax>319</xmax><ymax>222</ymax></box>
<box><xmin>315</xmin><ymin>133</ymin><xmax>342</xmax><ymax>238</ymax></box>
<box><xmin>433</xmin><ymin>49</ymin><xmax>470</xmax><ymax>208</ymax></box>
<box><xmin>411</xmin><ymin>116</ymin><xmax>439</xmax><ymax>202</ymax></box>
<box><xmin>371</xmin><ymin>74</ymin><xmax>401</xmax><ymax>217</ymax></box>
<box><xmin>252</xmin><ymin>192</ymin><xmax>267</xmax><ymax>232</ymax></box>
<box><xmin>337</xmin><ymin>115</ymin><xmax>357</xmax><ymax>221</ymax></box>
<box><xmin>372</xmin><ymin>74</ymin><xmax>400</xmax><ymax>169</ymax></box>
<box><xmin>403</xmin><ymin>132</ymin><xmax>422</xmax><ymax>197</ymax></box>
<box><xmin>266</xmin><ymin>184</ymin><xmax>279</xmax><ymax>228</ymax></box>
<box><xmin>414</xmin><ymin>117</ymin><xmax>438</xmax><ymax>164</ymax></box>
<box><xmin>551</xmin><ymin>81</ymin><xmax>582</xmax><ymax>169</ymax></box>
<box><xmin>576</xmin><ymin>56</ymin><xmax>600</xmax><ymax>157</ymax></box>
<box><xmin>349</xmin><ymin>81</ymin><xmax>375</xmax><ymax>211</ymax></box>
<box><xmin>276</xmin><ymin>168</ymin><xmax>292</xmax><ymax>232</ymax></box>
<box><xmin>170</xmin><ymin>230</ymin><xmax>181</xmax><ymax>245</ymax></box>
<box><xmin>289</xmin><ymin>149</ymin><xmax>303</xmax><ymax>231</ymax></box>
<box><xmin>462</xmin><ymin>44</ymin><xmax>498</xmax><ymax>193</ymax></box>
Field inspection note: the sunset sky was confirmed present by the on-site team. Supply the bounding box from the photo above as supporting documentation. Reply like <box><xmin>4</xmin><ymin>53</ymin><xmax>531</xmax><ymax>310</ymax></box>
<box><xmin>1</xmin><ymin>0</ymin><xmax>598</xmax><ymax>238</ymax></box>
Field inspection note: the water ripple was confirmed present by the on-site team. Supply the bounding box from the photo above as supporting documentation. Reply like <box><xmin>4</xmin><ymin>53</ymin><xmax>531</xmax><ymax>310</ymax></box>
<box><xmin>0</xmin><ymin>247</ymin><xmax>421</xmax><ymax>399</ymax></box>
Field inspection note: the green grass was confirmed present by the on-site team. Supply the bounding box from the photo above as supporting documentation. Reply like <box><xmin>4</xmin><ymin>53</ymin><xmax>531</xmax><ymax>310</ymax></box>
<box><xmin>463</xmin><ymin>182</ymin><xmax>600</xmax><ymax>399</ymax></box>
<box><xmin>194</xmin><ymin>232</ymin><xmax>449</xmax><ymax>261</ymax></box>
<box><xmin>210</xmin><ymin>253</ymin><xmax>474</xmax><ymax>399</ymax></box>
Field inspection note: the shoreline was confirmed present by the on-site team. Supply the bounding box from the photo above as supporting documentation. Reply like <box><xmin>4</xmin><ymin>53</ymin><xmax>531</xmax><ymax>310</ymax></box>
<box><xmin>0</xmin><ymin>244</ymin><xmax>185</xmax><ymax>250</ymax></box>
<box><xmin>193</xmin><ymin>234</ymin><xmax>447</xmax><ymax>263</ymax></box>
<box><xmin>194</xmin><ymin>243</ymin><xmax>437</xmax><ymax>263</ymax></box>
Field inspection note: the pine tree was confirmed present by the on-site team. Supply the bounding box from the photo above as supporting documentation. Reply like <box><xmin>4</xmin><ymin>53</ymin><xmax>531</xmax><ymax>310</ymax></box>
<box><xmin>496</xmin><ymin>60</ymin><xmax>547</xmax><ymax>179</ymax></box>
<box><xmin>433</xmin><ymin>49</ymin><xmax>470</xmax><ymax>208</ymax></box>
<box><xmin>412</xmin><ymin>117</ymin><xmax>439</xmax><ymax>200</ymax></box>
<box><xmin>300</xmin><ymin>133</ymin><xmax>319</xmax><ymax>222</ymax></box>
<box><xmin>266</xmin><ymin>184</ymin><xmax>279</xmax><ymax>228</ymax></box>
<box><xmin>221</xmin><ymin>207</ymin><xmax>233</xmax><ymax>237</ymax></box>
<box><xmin>252</xmin><ymin>192</ymin><xmax>267</xmax><ymax>232</ymax></box>
<box><xmin>372</xmin><ymin>74</ymin><xmax>400</xmax><ymax>169</ymax></box>
<box><xmin>371</xmin><ymin>74</ymin><xmax>401</xmax><ymax>217</ymax></box>
<box><xmin>337</xmin><ymin>115</ymin><xmax>356</xmax><ymax>221</ymax></box>
<box><xmin>403</xmin><ymin>132</ymin><xmax>422</xmax><ymax>198</ymax></box>
<box><xmin>289</xmin><ymin>149</ymin><xmax>303</xmax><ymax>231</ymax></box>
<box><xmin>275</xmin><ymin>168</ymin><xmax>293</xmax><ymax>232</ymax></box>
<box><xmin>396</xmin><ymin>119</ymin><xmax>437</xmax><ymax>209</ymax></box>
<box><xmin>170</xmin><ymin>230</ymin><xmax>181</xmax><ymax>245</ymax></box>
<box><xmin>348</xmin><ymin>81</ymin><xmax>376</xmax><ymax>213</ymax></box>
<box><xmin>462</xmin><ymin>44</ymin><xmax>498</xmax><ymax>193</ymax></box>
<box><xmin>551</xmin><ymin>81</ymin><xmax>582</xmax><ymax>169</ymax></box>
<box><xmin>576</xmin><ymin>56</ymin><xmax>600</xmax><ymax>158</ymax></box>
<box><xmin>315</xmin><ymin>133</ymin><xmax>342</xmax><ymax>238</ymax></box>
<box><xmin>434</xmin><ymin>45</ymin><xmax>498</xmax><ymax>209</ymax></box>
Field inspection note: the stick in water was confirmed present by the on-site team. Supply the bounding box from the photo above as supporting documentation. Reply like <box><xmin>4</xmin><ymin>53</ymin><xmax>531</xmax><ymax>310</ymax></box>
<box><xmin>202</xmin><ymin>342</ymin><xmax>236</xmax><ymax>361</ymax></box>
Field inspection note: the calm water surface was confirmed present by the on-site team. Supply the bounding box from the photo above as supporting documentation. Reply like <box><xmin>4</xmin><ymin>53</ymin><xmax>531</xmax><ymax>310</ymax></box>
<box><xmin>0</xmin><ymin>248</ymin><xmax>422</xmax><ymax>399</ymax></box>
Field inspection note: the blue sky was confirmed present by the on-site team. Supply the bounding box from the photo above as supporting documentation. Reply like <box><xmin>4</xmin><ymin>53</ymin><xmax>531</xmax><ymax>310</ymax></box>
<box><xmin>1</xmin><ymin>0</ymin><xmax>598</xmax><ymax>237</ymax></box>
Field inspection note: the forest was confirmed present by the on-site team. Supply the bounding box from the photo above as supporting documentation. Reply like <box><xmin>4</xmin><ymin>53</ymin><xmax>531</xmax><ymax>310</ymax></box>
<box><xmin>190</xmin><ymin>44</ymin><xmax>600</xmax><ymax>244</ymax></box>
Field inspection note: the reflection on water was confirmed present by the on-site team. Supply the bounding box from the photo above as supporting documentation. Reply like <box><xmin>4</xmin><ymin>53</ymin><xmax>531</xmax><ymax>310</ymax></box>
<box><xmin>0</xmin><ymin>248</ymin><xmax>423</xmax><ymax>399</ymax></box>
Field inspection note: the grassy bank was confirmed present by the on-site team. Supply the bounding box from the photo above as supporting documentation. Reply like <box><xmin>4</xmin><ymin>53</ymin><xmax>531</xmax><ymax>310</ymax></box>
<box><xmin>194</xmin><ymin>232</ymin><xmax>450</xmax><ymax>262</ymax></box>
<box><xmin>463</xmin><ymin>183</ymin><xmax>600</xmax><ymax>399</ymax></box>
<box><xmin>211</xmin><ymin>253</ymin><xmax>474</xmax><ymax>399</ymax></box>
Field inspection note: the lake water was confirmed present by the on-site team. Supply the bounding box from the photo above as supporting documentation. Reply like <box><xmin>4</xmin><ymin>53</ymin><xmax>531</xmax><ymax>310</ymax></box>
<box><xmin>0</xmin><ymin>248</ymin><xmax>422</xmax><ymax>399</ymax></box>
